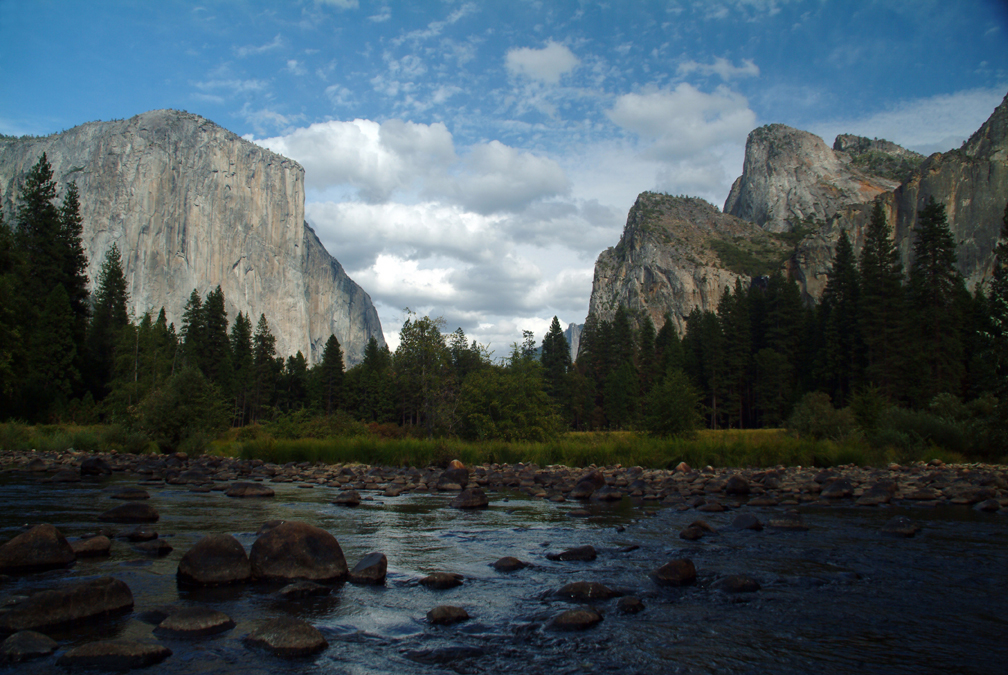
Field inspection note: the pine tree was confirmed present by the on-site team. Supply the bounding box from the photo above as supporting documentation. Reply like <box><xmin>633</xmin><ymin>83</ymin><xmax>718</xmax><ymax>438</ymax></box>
<box><xmin>201</xmin><ymin>286</ymin><xmax>232</xmax><ymax>389</ymax></box>
<box><xmin>180</xmin><ymin>289</ymin><xmax>205</xmax><ymax>371</ymax></box>
<box><xmin>86</xmin><ymin>243</ymin><xmax>130</xmax><ymax>400</ymax></box>
<box><xmin>318</xmin><ymin>334</ymin><xmax>344</xmax><ymax>416</ymax></box>
<box><xmin>859</xmin><ymin>201</ymin><xmax>905</xmax><ymax>399</ymax></box>
<box><xmin>719</xmin><ymin>279</ymin><xmax>752</xmax><ymax>428</ymax></box>
<box><xmin>57</xmin><ymin>182</ymin><xmax>90</xmax><ymax>362</ymax></box>
<box><xmin>0</xmin><ymin>211</ymin><xmax>23</xmax><ymax>401</ymax></box>
<box><xmin>654</xmin><ymin>313</ymin><xmax>684</xmax><ymax>377</ymax></box>
<box><xmin>251</xmin><ymin>314</ymin><xmax>278</xmax><ymax>421</ymax></box>
<box><xmin>637</xmin><ymin>315</ymin><xmax>657</xmax><ymax>397</ymax></box>
<box><xmin>984</xmin><ymin>202</ymin><xmax>1008</xmax><ymax>396</ymax></box>
<box><xmin>31</xmin><ymin>284</ymin><xmax>79</xmax><ymax>417</ymax></box>
<box><xmin>16</xmin><ymin>154</ymin><xmax>62</xmax><ymax>306</ymax></box>
<box><xmin>540</xmin><ymin>316</ymin><xmax>571</xmax><ymax>401</ymax></box>
<box><xmin>819</xmin><ymin>230</ymin><xmax>862</xmax><ymax>407</ymax></box>
<box><xmin>908</xmin><ymin>197</ymin><xmax>966</xmax><ymax>403</ymax></box>
<box><xmin>230</xmin><ymin>311</ymin><xmax>254</xmax><ymax>425</ymax></box>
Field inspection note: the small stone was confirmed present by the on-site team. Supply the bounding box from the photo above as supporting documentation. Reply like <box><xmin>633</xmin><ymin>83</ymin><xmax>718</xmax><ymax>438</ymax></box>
<box><xmin>276</xmin><ymin>580</ymin><xmax>331</xmax><ymax>600</ymax></box>
<box><xmin>134</xmin><ymin>539</ymin><xmax>173</xmax><ymax>556</ymax></box>
<box><xmin>420</xmin><ymin>572</ymin><xmax>464</xmax><ymax>590</ymax></box>
<box><xmin>348</xmin><ymin>552</ymin><xmax>387</xmax><ymax>585</ymax></box>
<box><xmin>712</xmin><ymin>575</ymin><xmax>761</xmax><ymax>593</ymax></box>
<box><xmin>225</xmin><ymin>482</ymin><xmax>274</xmax><ymax>498</ymax></box>
<box><xmin>546</xmin><ymin>545</ymin><xmax>597</xmax><ymax>562</ymax></box>
<box><xmin>332</xmin><ymin>490</ymin><xmax>361</xmax><ymax>507</ymax></box>
<box><xmin>427</xmin><ymin>605</ymin><xmax>469</xmax><ymax>625</ymax></box>
<box><xmin>71</xmin><ymin>535</ymin><xmax>111</xmax><ymax>558</ymax></box>
<box><xmin>881</xmin><ymin>515</ymin><xmax>921</xmax><ymax>538</ymax></box>
<box><xmin>0</xmin><ymin>630</ymin><xmax>57</xmax><ymax>662</ymax></box>
<box><xmin>652</xmin><ymin>559</ymin><xmax>697</xmax><ymax>586</ymax></box>
<box><xmin>555</xmin><ymin>581</ymin><xmax>620</xmax><ymax>601</ymax></box>
<box><xmin>731</xmin><ymin>514</ymin><xmax>763</xmax><ymax>531</ymax></box>
<box><xmin>492</xmin><ymin>556</ymin><xmax>527</xmax><ymax>572</ymax></box>
<box><xmin>155</xmin><ymin>607</ymin><xmax>235</xmax><ymax>637</ymax></box>
<box><xmin>450</xmin><ymin>487</ymin><xmax>489</xmax><ymax>509</ymax></box>
<box><xmin>57</xmin><ymin>640</ymin><xmax>171</xmax><ymax>669</ymax></box>
<box><xmin>98</xmin><ymin>503</ymin><xmax>159</xmax><ymax>524</ymax></box>
<box><xmin>679</xmin><ymin>525</ymin><xmax>706</xmax><ymax>541</ymax></box>
<box><xmin>122</xmin><ymin>526</ymin><xmax>158</xmax><ymax>542</ymax></box>
<box><xmin>244</xmin><ymin>617</ymin><xmax>327</xmax><ymax>657</ymax></box>
<box><xmin>550</xmin><ymin>607</ymin><xmax>603</xmax><ymax>631</ymax></box>
<box><xmin>616</xmin><ymin>596</ymin><xmax>645</xmax><ymax>614</ymax></box>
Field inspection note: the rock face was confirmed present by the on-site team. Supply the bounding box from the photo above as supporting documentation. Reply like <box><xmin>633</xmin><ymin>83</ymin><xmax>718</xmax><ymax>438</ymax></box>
<box><xmin>0</xmin><ymin>109</ymin><xmax>384</xmax><ymax>365</ymax></box>
<box><xmin>587</xmin><ymin>193</ymin><xmax>789</xmax><ymax>335</ymax></box>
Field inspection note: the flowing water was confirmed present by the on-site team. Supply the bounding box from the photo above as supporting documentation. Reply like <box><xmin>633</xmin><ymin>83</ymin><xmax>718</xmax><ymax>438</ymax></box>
<box><xmin>1</xmin><ymin>474</ymin><xmax>1006</xmax><ymax>674</ymax></box>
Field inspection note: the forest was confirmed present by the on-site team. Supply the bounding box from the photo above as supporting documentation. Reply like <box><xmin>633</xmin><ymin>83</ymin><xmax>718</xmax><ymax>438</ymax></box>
<box><xmin>2</xmin><ymin>154</ymin><xmax>1007</xmax><ymax>462</ymax></box>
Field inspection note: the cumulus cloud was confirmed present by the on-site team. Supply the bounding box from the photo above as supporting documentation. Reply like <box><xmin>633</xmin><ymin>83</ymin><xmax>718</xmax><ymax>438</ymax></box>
<box><xmin>505</xmin><ymin>41</ymin><xmax>580</xmax><ymax>84</ymax></box>
<box><xmin>450</xmin><ymin>141</ymin><xmax>571</xmax><ymax>214</ymax></box>
<box><xmin>608</xmin><ymin>83</ymin><xmax>756</xmax><ymax>161</ymax></box>
<box><xmin>235</xmin><ymin>34</ymin><xmax>284</xmax><ymax>58</ymax></box>
<box><xmin>678</xmin><ymin>57</ymin><xmax>759</xmax><ymax>80</ymax></box>
<box><xmin>315</xmin><ymin>0</ymin><xmax>358</xmax><ymax>8</ymax></box>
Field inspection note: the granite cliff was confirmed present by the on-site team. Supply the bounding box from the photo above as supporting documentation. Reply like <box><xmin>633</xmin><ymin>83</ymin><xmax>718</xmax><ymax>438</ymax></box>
<box><xmin>0</xmin><ymin>110</ymin><xmax>384</xmax><ymax>365</ymax></box>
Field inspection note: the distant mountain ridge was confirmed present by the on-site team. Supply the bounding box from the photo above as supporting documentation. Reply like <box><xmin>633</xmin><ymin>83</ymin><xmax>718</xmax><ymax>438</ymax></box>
<box><xmin>0</xmin><ymin>109</ymin><xmax>385</xmax><ymax>366</ymax></box>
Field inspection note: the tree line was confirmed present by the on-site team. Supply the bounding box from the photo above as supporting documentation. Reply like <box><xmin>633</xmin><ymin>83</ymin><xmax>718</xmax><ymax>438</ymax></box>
<box><xmin>3</xmin><ymin>152</ymin><xmax>1007</xmax><ymax>456</ymax></box>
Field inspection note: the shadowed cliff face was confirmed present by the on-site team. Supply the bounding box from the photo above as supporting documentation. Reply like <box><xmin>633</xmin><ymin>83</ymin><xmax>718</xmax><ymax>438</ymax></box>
<box><xmin>0</xmin><ymin>109</ymin><xmax>384</xmax><ymax>366</ymax></box>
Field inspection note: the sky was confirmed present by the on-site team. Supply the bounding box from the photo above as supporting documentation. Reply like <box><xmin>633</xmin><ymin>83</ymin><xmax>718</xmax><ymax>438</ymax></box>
<box><xmin>2</xmin><ymin>1</ymin><xmax>1007</xmax><ymax>356</ymax></box>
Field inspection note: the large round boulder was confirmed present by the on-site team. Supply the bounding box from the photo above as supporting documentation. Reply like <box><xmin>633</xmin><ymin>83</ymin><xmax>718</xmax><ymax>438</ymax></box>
<box><xmin>546</xmin><ymin>545</ymin><xmax>596</xmax><ymax>562</ymax></box>
<box><xmin>332</xmin><ymin>490</ymin><xmax>361</xmax><ymax>506</ymax></box>
<box><xmin>71</xmin><ymin>535</ymin><xmax>111</xmax><ymax>558</ymax></box>
<box><xmin>250</xmin><ymin>521</ymin><xmax>347</xmax><ymax>582</ymax></box>
<box><xmin>0</xmin><ymin>524</ymin><xmax>75</xmax><ymax>574</ymax></box>
<box><xmin>98</xmin><ymin>503</ymin><xmax>160</xmax><ymax>524</ymax></box>
<box><xmin>440</xmin><ymin>460</ymin><xmax>469</xmax><ymax>489</ymax></box>
<box><xmin>0</xmin><ymin>576</ymin><xmax>133</xmax><ymax>634</ymax></box>
<box><xmin>0</xmin><ymin>630</ymin><xmax>57</xmax><ymax>662</ymax></box>
<box><xmin>244</xmin><ymin>617</ymin><xmax>328</xmax><ymax>657</ymax></box>
<box><xmin>177</xmin><ymin>534</ymin><xmax>252</xmax><ymax>586</ymax></box>
<box><xmin>450</xmin><ymin>488</ymin><xmax>488</xmax><ymax>509</ymax></box>
<box><xmin>651</xmin><ymin>559</ymin><xmax>697</xmax><ymax>586</ymax></box>
<box><xmin>80</xmin><ymin>456</ymin><xmax>113</xmax><ymax>476</ymax></box>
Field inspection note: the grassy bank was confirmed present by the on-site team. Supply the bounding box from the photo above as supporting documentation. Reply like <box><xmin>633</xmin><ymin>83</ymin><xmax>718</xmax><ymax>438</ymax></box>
<box><xmin>0</xmin><ymin>422</ymin><xmax>978</xmax><ymax>470</ymax></box>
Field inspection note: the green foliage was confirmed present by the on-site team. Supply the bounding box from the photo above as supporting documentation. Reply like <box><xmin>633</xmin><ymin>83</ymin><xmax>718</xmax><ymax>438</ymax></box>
<box><xmin>709</xmin><ymin>235</ymin><xmax>790</xmax><ymax>278</ymax></box>
<box><xmin>787</xmin><ymin>391</ymin><xmax>858</xmax><ymax>442</ymax></box>
<box><xmin>644</xmin><ymin>369</ymin><xmax>702</xmax><ymax>438</ymax></box>
<box><xmin>848</xmin><ymin>149</ymin><xmax>922</xmax><ymax>183</ymax></box>
<box><xmin>136</xmin><ymin>368</ymin><xmax>229</xmax><ymax>452</ymax></box>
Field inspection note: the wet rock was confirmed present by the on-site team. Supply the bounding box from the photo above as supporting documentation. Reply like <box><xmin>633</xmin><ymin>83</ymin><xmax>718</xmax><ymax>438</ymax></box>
<box><xmin>550</xmin><ymin>607</ymin><xmax>603</xmax><ymax>631</ymax></box>
<box><xmin>122</xmin><ymin>526</ymin><xmax>158</xmax><ymax>542</ymax></box>
<box><xmin>679</xmin><ymin>525</ymin><xmax>706</xmax><ymax>541</ymax></box>
<box><xmin>974</xmin><ymin>498</ymin><xmax>1002</xmax><ymax>513</ymax></box>
<box><xmin>440</xmin><ymin>460</ymin><xmax>469</xmax><ymax>489</ymax></box>
<box><xmin>155</xmin><ymin>607</ymin><xmax>235</xmax><ymax>637</ymax></box>
<box><xmin>427</xmin><ymin>605</ymin><xmax>469</xmax><ymax>625</ymax></box>
<box><xmin>177</xmin><ymin>534</ymin><xmax>252</xmax><ymax>586</ymax></box>
<box><xmin>567</xmin><ymin>508</ymin><xmax>592</xmax><ymax>518</ymax></box>
<box><xmin>492</xmin><ymin>556</ymin><xmax>527</xmax><ymax>572</ymax></box>
<box><xmin>569</xmin><ymin>481</ymin><xmax>597</xmax><ymax>500</ymax></box>
<box><xmin>71</xmin><ymin>535</ymin><xmax>111</xmax><ymax>558</ymax></box>
<box><xmin>332</xmin><ymin>490</ymin><xmax>361</xmax><ymax>507</ymax></box>
<box><xmin>725</xmin><ymin>475</ymin><xmax>750</xmax><ymax>495</ymax></box>
<box><xmin>0</xmin><ymin>523</ymin><xmax>75</xmax><ymax>574</ymax></box>
<box><xmin>57</xmin><ymin>639</ymin><xmax>171</xmax><ymax>669</ymax></box>
<box><xmin>256</xmin><ymin>520</ymin><xmax>285</xmax><ymax>536</ymax></box>
<box><xmin>348</xmin><ymin>552</ymin><xmax>387</xmax><ymax>585</ymax></box>
<box><xmin>98</xmin><ymin>502</ymin><xmax>160</xmax><ymax>524</ymax></box>
<box><xmin>593</xmin><ymin>486</ymin><xmax>623</xmax><ymax>502</ymax></box>
<box><xmin>651</xmin><ymin>559</ymin><xmax>697</xmax><ymax>586</ymax></box>
<box><xmin>80</xmin><ymin>456</ymin><xmax>113</xmax><ymax>476</ymax></box>
<box><xmin>769</xmin><ymin>512</ymin><xmax>808</xmax><ymax>531</ymax></box>
<box><xmin>577</xmin><ymin>469</ymin><xmax>606</xmax><ymax>489</ymax></box>
<box><xmin>697</xmin><ymin>501</ymin><xmax>725</xmax><ymax>513</ymax></box>
<box><xmin>674</xmin><ymin>462</ymin><xmax>691</xmax><ymax>473</ymax></box>
<box><xmin>0</xmin><ymin>630</ymin><xmax>57</xmax><ymax>662</ymax></box>
<box><xmin>244</xmin><ymin>617</ymin><xmax>328</xmax><ymax>657</ymax></box>
<box><xmin>0</xmin><ymin>576</ymin><xmax>133</xmax><ymax>634</ymax></box>
<box><xmin>616</xmin><ymin>596</ymin><xmax>645</xmax><ymax>614</ymax></box>
<box><xmin>251</xmin><ymin>521</ymin><xmax>347</xmax><ymax>583</ymax></box>
<box><xmin>546</xmin><ymin>545</ymin><xmax>597</xmax><ymax>562</ymax></box>
<box><xmin>856</xmin><ymin>482</ymin><xmax>895</xmax><ymax>506</ymax></box>
<box><xmin>821</xmin><ymin>479</ymin><xmax>854</xmax><ymax>499</ymax></box>
<box><xmin>225</xmin><ymin>482</ymin><xmax>274</xmax><ymax>498</ymax></box>
<box><xmin>731</xmin><ymin>514</ymin><xmax>763</xmax><ymax>531</ymax></box>
<box><xmin>420</xmin><ymin>572</ymin><xmax>464</xmax><ymax>590</ymax></box>
<box><xmin>881</xmin><ymin>516</ymin><xmax>921</xmax><ymax>538</ymax></box>
<box><xmin>48</xmin><ymin>468</ymin><xmax>81</xmax><ymax>483</ymax></box>
<box><xmin>450</xmin><ymin>487</ymin><xmax>488</xmax><ymax>509</ymax></box>
<box><xmin>111</xmin><ymin>487</ymin><xmax>150</xmax><ymax>500</ymax></box>
<box><xmin>24</xmin><ymin>458</ymin><xmax>49</xmax><ymax>472</ymax></box>
<box><xmin>134</xmin><ymin>539</ymin><xmax>173</xmax><ymax>556</ymax></box>
<box><xmin>556</xmin><ymin>581</ymin><xmax>620</xmax><ymax>601</ymax></box>
<box><xmin>712</xmin><ymin>575</ymin><xmax>761</xmax><ymax>593</ymax></box>
<box><xmin>276</xmin><ymin>580</ymin><xmax>331</xmax><ymax>600</ymax></box>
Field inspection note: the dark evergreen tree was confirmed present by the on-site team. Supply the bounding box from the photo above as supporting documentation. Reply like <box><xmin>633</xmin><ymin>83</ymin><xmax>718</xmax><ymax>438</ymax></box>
<box><xmin>180</xmin><ymin>289</ymin><xmax>205</xmax><ymax>371</ymax></box>
<box><xmin>719</xmin><ymin>279</ymin><xmax>752</xmax><ymax>428</ymax></box>
<box><xmin>201</xmin><ymin>286</ymin><xmax>232</xmax><ymax>389</ymax></box>
<box><xmin>540</xmin><ymin>316</ymin><xmax>571</xmax><ymax>401</ymax></box>
<box><xmin>230</xmin><ymin>311</ymin><xmax>254</xmax><ymax>425</ymax></box>
<box><xmin>278</xmin><ymin>351</ymin><xmax>308</xmax><ymax>413</ymax></box>
<box><xmin>16</xmin><ymin>154</ymin><xmax>62</xmax><ymax>307</ymax></box>
<box><xmin>983</xmin><ymin>202</ymin><xmax>1008</xmax><ymax>396</ymax></box>
<box><xmin>57</xmin><ymin>182</ymin><xmax>90</xmax><ymax>365</ymax></box>
<box><xmin>819</xmin><ymin>230</ymin><xmax>862</xmax><ymax>407</ymax></box>
<box><xmin>29</xmin><ymin>284</ymin><xmax>79</xmax><ymax>418</ymax></box>
<box><xmin>318</xmin><ymin>334</ymin><xmax>344</xmax><ymax>416</ymax></box>
<box><xmin>637</xmin><ymin>315</ymin><xmax>657</xmax><ymax>397</ymax></box>
<box><xmin>0</xmin><ymin>211</ymin><xmax>24</xmax><ymax>402</ymax></box>
<box><xmin>654</xmin><ymin>314</ymin><xmax>684</xmax><ymax>377</ymax></box>
<box><xmin>859</xmin><ymin>201</ymin><xmax>905</xmax><ymax>399</ymax></box>
<box><xmin>251</xmin><ymin>314</ymin><xmax>278</xmax><ymax>421</ymax></box>
<box><xmin>907</xmin><ymin>197</ymin><xmax>966</xmax><ymax>404</ymax></box>
<box><xmin>85</xmin><ymin>244</ymin><xmax>130</xmax><ymax>400</ymax></box>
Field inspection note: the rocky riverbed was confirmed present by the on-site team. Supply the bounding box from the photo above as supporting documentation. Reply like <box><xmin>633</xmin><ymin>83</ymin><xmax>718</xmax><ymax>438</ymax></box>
<box><xmin>0</xmin><ymin>449</ymin><xmax>1006</xmax><ymax>674</ymax></box>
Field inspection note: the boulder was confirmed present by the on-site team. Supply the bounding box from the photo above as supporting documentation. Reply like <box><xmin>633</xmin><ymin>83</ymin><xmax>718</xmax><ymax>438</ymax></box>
<box><xmin>821</xmin><ymin>478</ymin><xmax>854</xmax><ymax>499</ymax></box>
<box><xmin>80</xmin><ymin>456</ymin><xmax>113</xmax><ymax>476</ymax></box>
<box><xmin>348</xmin><ymin>552</ymin><xmax>387</xmax><ymax>585</ymax></box>
<box><xmin>57</xmin><ymin>639</ymin><xmax>172</xmax><ymax>669</ymax></box>
<box><xmin>550</xmin><ymin>607</ymin><xmax>603</xmax><ymax>631</ymax></box>
<box><xmin>256</xmin><ymin>520</ymin><xmax>285</xmax><ymax>536</ymax></box>
<box><xmin>0</xmin><ymin>576</ymin><xmax>133</xmax><ymax>634</ymax></box>
<box><xmin>177</xmin><ymin>534</ymin><xmax>251</xmax><ymax>586</ymax></box>
<box><xmin>491</xmin><ymin>556</ymin><xmax>527</xmax><ymax>572</ymax></box>
<box><xmin>731</xmin><ymin>514</ymin><xmax>763</xmax><ymax>531</ymax></box>
<box><xmin>616</xmin><ymin>596</ymin><xmax>645</xmax><ymax>614</ymax></box>
<box><xmin>244</xmin><ymin>617</ymin><xmax>328</xmax><ymax>657</ymax></box>
<box><xmin>276</xmin><ymin>581</ymin><xmax>331</xmax><ymax>600</ymax></box>
<box><xmin>134</xmin><ymin>539</ymin><xmax>173</xmax><ymax>556</ymax></box>
<box><xmin>652</xmin><ymin>559</ymin><xmax>697</xmax><ymax>586</ymax></box>
<box><xmin>331</xmin><ymin>490</ymin><xmax>361</xmax><ymax>506</ymax></box>
<box><xmin>420</xmin><ymin>572</ymin><xmax>463</xmax><ymax>590</ymax></box>
<box><xmin>71</xmin><ymin>535</ymin><xmax>111</xmax><ymax>558</ymax></box>
<box><xmin>427</xmin><ymin>605</ymin><xmax>469</xmax><ymax>625</ymax></box>
<box><xmin>0</xmin><ymin>524</ymin><xmax>75</xmax><ymax>574</ymax></box>
<box><xmin>450</xmin><ymin>488</ymin><xmax>488</xmax><ymax>509</ymax></box>
<box><xmin>556</xmin><ymin>582</ymin><xmax>620</xmax><ymax>601</ymax></box>
<box><xmin>155</xmin><ymin>607</ymin><xmax>235</xmax><ymax>637</ymax></box>
<box><xmin>724</xmin><ymin>475</ymin><xmax>750</xmax><ymax>495</ymax></box>
<box><xmin>568</xmin><ymin>481</ymin><xmax>597</xmax><ymax>500</ymax></box>
<box><xmin>250</xmin><ymin>521</ymin><xmax>347</xmax><ymax>582</ymax></box>
<box><xmin>225</xmin><ymin>482</ymin><xmax>275</xmax><ymax>498</ymax></box>
<box><xmin>98</xmin><ymin>503</ymin><xmax>160</xmax><ymax>524</ymax></box>
<box><xmin>440</xmin><ymin>460</ymin><xmax>469</xmax><ymax>489</ymax></box>
<box><xmin>712</xmin><ymin>575</ymin><xmax>761</xmax><ymax>593</ymax></box>
<box><xmin>546</xmin><ymin>545</ymin><xmax>596</xmax><ymax>562</ymax></box>
<box><xmin>0</xmin><ymin>630</ymin><xmax>57</xmax><ymax>663</ymax></box>
<box><xmin>577</xmin><ymin>469</ymin><xmax>606</xmax><ymax>489</ymax></box>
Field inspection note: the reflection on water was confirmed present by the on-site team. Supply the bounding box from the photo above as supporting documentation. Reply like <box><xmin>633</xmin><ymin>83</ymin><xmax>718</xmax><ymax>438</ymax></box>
<box><xmin>0</xmin><ymin>474</ymin><xmax>1006</xmax><ymax>674</ymax></box>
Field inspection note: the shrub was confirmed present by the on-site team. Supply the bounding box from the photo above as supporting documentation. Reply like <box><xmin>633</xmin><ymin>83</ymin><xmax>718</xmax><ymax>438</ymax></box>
<box><xmin>644</xmin><ymin>370</ymin><xmax>702</xmax><ymax>438</ymax></box>
<box><xmin>787</xmin><ymin>391</ymin><xmax>858</xmax><ymax>441</ymax></box>
<box><xmin>136</xmin><ymin>368</ymin><xmax>229</xmax><ymax>452</ymax></box>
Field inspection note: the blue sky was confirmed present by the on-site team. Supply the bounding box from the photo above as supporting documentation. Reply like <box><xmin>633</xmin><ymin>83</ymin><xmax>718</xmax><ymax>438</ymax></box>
<box><xmin>2</xmin><ymin>0</ymin><xmax>1007</xmax><ymax>352</ymax></box>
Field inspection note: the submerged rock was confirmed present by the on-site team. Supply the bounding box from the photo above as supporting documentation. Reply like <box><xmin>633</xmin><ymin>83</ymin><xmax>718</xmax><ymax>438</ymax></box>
<box><xmin>177</xmin><ymin>534</ymin><xmax>252</xmax><ymax>586</ymax></box>
<box><xmin>450</xmin><ymin>487</ymin><xmax>488</xmax><ymax>509</ymax></box>
<box><xmin>98</xmin><ymin>503</ymin><xmax>160</xmax><ymax>524</ymax></box>
<box><xmin>616</xmin><ymin>596</ymin><xmax>645</xmax><ymax>614</ymax></box>
<box><xmin>225</xmin><ymin>482</ymin><xmax>275</xmax><ymax>498</ymax></box>
<box><xmin>155</xmin><ymin>607</ymin><xmax>235</xmax><ymax>637</ymax></box>
<box><xmin>276</xmin><ymin>580</ymin><xmax>331</xmax><ymax>600</ymax></box>
<box><xmin>555</xmin><ymin>581</ymin><xmax>620</xmax><ymax>601</ymax></box>
<box><xmin>332</xmin><ymin>490</ymin><xmax>361</xmax><ymax>506</ymax></box>
<box><xmin>71</xmin><ymin>535</ymin><xmax>111</xmax><ymax>558</ymax></box>
<box><xmin>427</xmin><ymin>605</ymin><xmax>469</xmax><ymax>625</ymax></box>
<box><xmin>652</xmin><ymin>559</ymin><xmax>697</xmax><ymax>586</ymax></box>
<box><xmin>881</xmin><ymin>516</ymin><xmax>921</xmax><ymax>538</ymax></box>
<box><xmin>546</xmin><ymin>545</ymin><xmax>597</xmax><ymax>562</ymax></box>
<box><xmin>550</xmin><ymin>607</ymin><xmax>603</xmax><ymax>631</ymax></box>
<box><xmin>491</xmin><ymin>556</ymin><xmax>527</xmax><ymax>572</ymax></box>
<box><xmin>712</xmin><ymin>575</ymin><xmax>761</xmax><ymax>593</ymax></box>
<box><xmin>244</xmin><ymin>617</ymin><xmax>327</xmax><ymax>657</ymax></box>
<box><xmin>57</xmin><ymin>639</ymin><xmax>171</xmax><ymax>669</ymax></box>
<box><xmin>420</xmin><ymin>572</ymin><xmax>464</xmax><ymax>590</ymax></box>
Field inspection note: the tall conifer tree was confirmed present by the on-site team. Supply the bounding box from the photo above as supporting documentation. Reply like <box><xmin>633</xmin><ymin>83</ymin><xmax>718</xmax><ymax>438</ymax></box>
<box><xmin>859</xmin><ymin>201</ymin><xmax>905</xmax><ymax>399</ymax></box>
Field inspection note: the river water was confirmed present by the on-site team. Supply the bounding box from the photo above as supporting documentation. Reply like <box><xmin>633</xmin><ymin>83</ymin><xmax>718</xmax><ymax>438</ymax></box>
<box><xmin>1</xmin><ymin>474</ymin><xmax>1006</xmax><ymax>674</ymax></box>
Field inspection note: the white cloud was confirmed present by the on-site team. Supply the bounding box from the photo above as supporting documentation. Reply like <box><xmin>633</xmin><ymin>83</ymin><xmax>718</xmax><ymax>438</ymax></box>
<box><xmin>451</xmin><ymin>141</ymin><xmax>571</xmax><ymax>213</ymax></box>
<box><xmin>678</xmin><ymin>57</ymin><xmax>759</xmax><ymax>80</ymax></box>
<box><xmin>505</xmin><ymin>41</ymin><xmax>580</xmax><ymax>84</ymax></box>
<box><xmin>235</xmin><ymin>34</ymin><xmax>284</xmax><ymax>58</ymax></box>
<box><xmin>369</xmin><ymin>7</ymin><xmax>391</xmax><ymax>22</ymax></box>
<box><xmin>194</xmin><ymin>78</ymin><xmax>268</xmax><ymax>94</ymax></box>
<box><xmin>608</xmin><ymin>83</ymin><xmax>756</xmax><ymax>161</ymax></box>
<box><xmin>315</xmin><ymin>0</ymin><xmax>358</xmax><ymax>8</ymax></box>
<box><xmin>810</xmin><ymin>86</ymin><xmax>1008</xmax><ymax>156</ymax></box>
<box><xmin>286</xmin><ymin>59</ymin><xmax>306</xmax><ymax>75</ymax></box>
